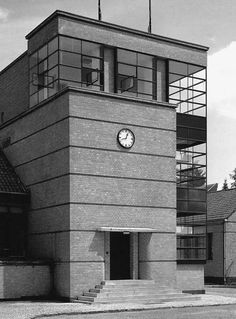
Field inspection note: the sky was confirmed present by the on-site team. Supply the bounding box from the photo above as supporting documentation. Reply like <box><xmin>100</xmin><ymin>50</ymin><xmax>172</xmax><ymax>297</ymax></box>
<box><xmin>1</xmin><ymin>0</ymin><xmax>236</xmax><ymax>189</ymax></box>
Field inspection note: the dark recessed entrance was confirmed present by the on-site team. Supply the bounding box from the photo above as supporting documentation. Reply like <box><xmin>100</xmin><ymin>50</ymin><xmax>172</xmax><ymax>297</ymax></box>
<box><xmin>110</xmin><ymin>232</ymin><xmax>130</xmax><ymax>280</ymax></box>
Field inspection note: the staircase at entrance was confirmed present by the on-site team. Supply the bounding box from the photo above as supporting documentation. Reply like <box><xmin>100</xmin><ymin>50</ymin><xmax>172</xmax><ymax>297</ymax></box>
<box><xmin>75</xmin><ymin>280</ymin><xmax>201</xmax><ymax>304</ymax></box>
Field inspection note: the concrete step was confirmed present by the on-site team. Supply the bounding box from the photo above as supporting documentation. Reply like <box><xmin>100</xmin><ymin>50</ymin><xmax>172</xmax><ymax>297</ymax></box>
<box><xmin>95</xmin><ymin>283</ymin><xmax>167</xmax><ymax>290</ymax></box>
<box><xmin>101</xmin><ymin>280</ymin><xmax>155</xmax><ymax>285</ymax></box>
<box><xmin>76</xmin><ymin>280</ymin><xmax>199</xmax><ymax>305</ymax></box>
<box><xmin>84</xmin><ymin>292</ymin><xmax>187</xmax><ymax>299</ymax></box>
<box><xmin>89</xmin><ymin>287</ymin><xmax>179</xmax><ymax>294</ymax></box>
<box><xmin>76</xmin><ymin>294</ymin><xmax>200</xmax><ymax>304</ymax></box>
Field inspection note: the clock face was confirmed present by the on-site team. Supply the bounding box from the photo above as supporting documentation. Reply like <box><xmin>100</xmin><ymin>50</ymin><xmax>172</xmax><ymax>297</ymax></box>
<box><xmin>117</xmin><ymin>129</ymin><xmax>135</xmax><ymax>149</ymax></box>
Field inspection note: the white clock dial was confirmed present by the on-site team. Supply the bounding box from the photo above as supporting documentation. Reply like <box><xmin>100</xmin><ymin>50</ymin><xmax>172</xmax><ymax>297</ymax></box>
<box><xmin>117</xmin><ymin>129</ymin><xmax>135</xmax><ymax>149</ymax></box>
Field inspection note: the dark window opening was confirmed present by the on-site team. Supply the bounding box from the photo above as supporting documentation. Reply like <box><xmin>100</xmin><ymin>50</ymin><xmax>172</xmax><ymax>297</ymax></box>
<box><xmin>0</xmin><ymin>208</ymin><xmax>26</xmax><ymax>258</ymax></box>
<box><xmin>207</xmin><ymin>233</ymin><xmax>213</xmax><ymax>260</ymax></box>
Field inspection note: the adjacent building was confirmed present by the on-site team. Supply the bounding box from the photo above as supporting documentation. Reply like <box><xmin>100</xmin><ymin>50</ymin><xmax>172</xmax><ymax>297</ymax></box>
<box><xmin>206</xmin><ymin>188</ymin><xmax>236</xmax><ymax>284</ymax></box>
<box><xmin>0</xmin><ymin>10</ymin><xmax>208</xmax><ymax>300</ymax></box>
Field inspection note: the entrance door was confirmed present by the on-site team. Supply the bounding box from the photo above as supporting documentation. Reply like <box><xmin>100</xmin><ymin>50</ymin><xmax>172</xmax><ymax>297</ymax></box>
<box><xmin>110</xmin><ymin>232</ymin><xmax>130</xmax><ymax>279</ymax></box>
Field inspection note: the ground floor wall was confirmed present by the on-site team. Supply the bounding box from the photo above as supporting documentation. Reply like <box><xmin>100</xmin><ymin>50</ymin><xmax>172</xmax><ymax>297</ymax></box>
<box><xmin>60</xmin><ymin>230</ymin><xmax>177</xmax><ymax>299</ymax></box>
<box><xmin>176</xmin><ymin>264</ymin><xmax>205</xmax><ymax>293</ymax></box>
<box><xmin>0</xmin><ymin>262</ymin><xmax>51</xmax><ymax>299</ymax></box>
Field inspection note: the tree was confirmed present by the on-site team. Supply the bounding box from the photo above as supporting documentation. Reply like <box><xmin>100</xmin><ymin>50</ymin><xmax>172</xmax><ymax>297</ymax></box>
<box><xmin>222</xmin><ymin>179</ymin><xmax>229</xmax><ymax>190</ymax></box>
<box><xmin>230</xmin><ymin>168</ymin><xmax>236</xmax><ymax>188</ymax></box>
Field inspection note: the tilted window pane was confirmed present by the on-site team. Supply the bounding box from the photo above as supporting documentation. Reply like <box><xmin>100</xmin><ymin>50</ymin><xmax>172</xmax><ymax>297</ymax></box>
<box><xmin>48</xmin><ymin>66</ymin><xmax>58</xmax><ymax>83</ymax></box>
<box><xmin>82</xmin><ymin>68</ymin><xmax>100</xmax><ymax>85</ymax></box>
<box><xmin>117</xmin><ymin>75</ymin><xmax>137</xmax><ymax>93</ymax></box>
<box><xmin>48</xmin><ymin>80</ymin><xmax>59</xmax><ymax>97</ymax></box>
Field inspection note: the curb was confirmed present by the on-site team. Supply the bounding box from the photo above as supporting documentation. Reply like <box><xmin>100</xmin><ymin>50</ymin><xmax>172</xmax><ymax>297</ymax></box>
<box><xmin>30</xmin><ymin>300</ymin><xmax>236</xmax><ymax>319</ymax></box>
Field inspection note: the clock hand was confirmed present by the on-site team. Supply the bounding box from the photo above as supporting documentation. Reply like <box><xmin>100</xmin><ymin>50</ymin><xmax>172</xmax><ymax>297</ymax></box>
<box><xmin>120</xmin><ymin>133</ymin><xmax>128</xmax><ymax>140</ymax></box>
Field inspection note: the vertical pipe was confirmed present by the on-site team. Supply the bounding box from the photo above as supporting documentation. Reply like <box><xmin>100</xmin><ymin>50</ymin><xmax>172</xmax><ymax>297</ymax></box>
<box><xmin>223</xmin><ymin>220</ymin><xmax>225</xmax><ymax>284</ymax></box>
<box><xmin>148</xmin><ymin>0</ymin><xmax>152</xmax><ymax>33</ymax></box>
<box><xmin>98</xmin><ymin>0</ymin><xmax>102</xmax><ymax>21</ymax></box>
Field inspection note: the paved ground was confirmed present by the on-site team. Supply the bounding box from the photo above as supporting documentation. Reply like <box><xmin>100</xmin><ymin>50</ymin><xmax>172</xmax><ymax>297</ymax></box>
<box><xmin>1</xmin><ymin>288</ymin><xmax>236</xmax><ymax>319</ymax></box>
<box><xmin>40</xmin><ymin>305</ymin><xmax>236</xmax><ymax>319</ymax></box>
<box><xmin>0</xmin><ymin>287</ymin><xmax>236</xmax><ymax>319</ymax></box>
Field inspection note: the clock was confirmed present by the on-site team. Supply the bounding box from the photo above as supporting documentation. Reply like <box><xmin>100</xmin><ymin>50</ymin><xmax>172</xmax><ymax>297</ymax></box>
<box><xmin>117</xmin><ymin>128</ymin><xmax>135</xmax><ymax>149</ymax></box>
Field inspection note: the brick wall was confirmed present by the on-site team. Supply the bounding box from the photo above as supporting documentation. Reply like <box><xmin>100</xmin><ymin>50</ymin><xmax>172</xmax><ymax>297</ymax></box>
<box><xmin>177</xmin><ymin>264</ymin><xmax>204</xmax><ymax>292</ymax></box>
<box><xmin>0</xmin><ymin>53</ymin><xmax>29</xmax><ymax>123</ymax></box>
<box><xmin>0</xmin><ymin>88</ymin><xmax>176</xmax><ymax>299</ymax></box>
<box><xmin>0</xmin><ymin>263</ymin><xmax>51</xmax><ymax>299</ymax></box>
<box><xmin>58</xmin><ymin>17</ymin><xmax>207</xmax><ymax>66</ymax></box>
<box><xmin>68</xmin><ymin>90</ymin><xmax>176</xmax><ymax>296</ymax></box>
<box><xmin>0</xmin><ymin>92</ymin><xmax>71</xmax><ymax>297</ymax></box>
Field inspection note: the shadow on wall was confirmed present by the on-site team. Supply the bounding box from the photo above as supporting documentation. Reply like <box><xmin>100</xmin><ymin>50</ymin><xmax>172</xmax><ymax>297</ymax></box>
<box><xmin>88</xmin><ymin>232</ymin><xmax>105</xmax><ymax>260</ymax></box>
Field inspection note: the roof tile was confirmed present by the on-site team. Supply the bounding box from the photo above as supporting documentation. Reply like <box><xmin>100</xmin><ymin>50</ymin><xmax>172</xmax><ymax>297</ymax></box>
<box><xmin>207</xmin><ymin>188</ymin><xmax>236</xmax><ymax>221</ymax></box>
<box><xmin>0</xmin><ymin>149</ymin><xmax>28</xmax><ymax>194</ymax></box>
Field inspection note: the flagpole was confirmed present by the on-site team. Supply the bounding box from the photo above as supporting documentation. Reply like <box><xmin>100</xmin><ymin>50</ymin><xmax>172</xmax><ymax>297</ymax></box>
<box><xmin>98</xmin><ymin>0</ymin><xmax>102</xmax><ymax>21</ymax></box>
<box><xmin>148</xmin><ymin>0</ymin><xmax>152</xmax><ymax>33</ymax></box>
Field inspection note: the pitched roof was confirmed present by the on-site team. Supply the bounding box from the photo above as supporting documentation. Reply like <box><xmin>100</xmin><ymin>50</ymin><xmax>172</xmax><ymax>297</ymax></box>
<box><xmin>207</xmin><ymin>188</ymin><xmax>236</xmax><ymax>221</ymax></box>
<box><xmin>0</xmin><ymin>149</ymin><xmax>28</xmax><ymax>194</ymax></box>
<box><xmin>207</xmin><ymin>183</ymin><xmax>218</xmax><ymax>193</ymax></box>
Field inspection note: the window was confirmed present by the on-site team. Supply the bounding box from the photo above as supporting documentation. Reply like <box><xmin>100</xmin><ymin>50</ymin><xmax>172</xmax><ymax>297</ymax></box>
<box><xmin>169</xmin><ymin>61</ymin><xmax>206</xmax><ymax>116</ymax></box>
<box><xmin>59</xmin><ymin>37</ymin><xmax>103</xmax><ymax>91</ymax></box>
<box><xmin>177</xmin><ymin>234</ymin><xmax>206</xmax><ymax>261</ymax></box>
<box><xmin>0</xmin><ymin>207</ymin><xmax>25</xmax><ymax>258</ymax></box>
<box><xmin>29</xmin><ymin>37</ymin><xmax>59</xmax><ymax>107</ymax></box>
<box><xmin>116</xmin><ymin>49</ymin><xmax>157</xmax><ymax>100</ymax></box>
<box><xmin>207</xmin><ymin>233</ymin><xmax>213</xmax><ymax>260</ymax></box>
<box><xmin>29</xmin><ymin>36</ymin><xmax>168</xmax><ymax>106</ymax></box>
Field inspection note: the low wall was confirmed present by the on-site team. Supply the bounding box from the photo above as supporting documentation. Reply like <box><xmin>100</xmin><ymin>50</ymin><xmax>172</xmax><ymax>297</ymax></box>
<box><xmin>0</xmin><ymin>261</ymin><xmax>51</xmax><ymax>299</ymax></box>
<box><xmin>176</xmin><ymin>264</ymin><xmax>205</xmax><ymax>293</ymax></box>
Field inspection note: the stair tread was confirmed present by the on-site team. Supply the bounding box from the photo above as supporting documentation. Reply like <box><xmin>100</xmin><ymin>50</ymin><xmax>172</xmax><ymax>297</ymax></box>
<box><xmin>102</xmin><ymin>280</ymin><xmax>155</xmax><ymax>284</ymax></box>
<box><xmin>82</xmin><ymin>294</ymin><xmax>192</xmax><ymax>299</ymax></box>
<box><xmin>76</xmin><ymin>295</ymin><xmax>200</xmax><ymax>304</ymax></box>
<box><xmin>94</xmin><ymin>286</ymin><xmax>178</xmax><ymax>290</ymax></box>
<box><xmin>84</xmin><ymin>292</ymin><xmax>190</xmax><ymax>298</ymax></box>
<box><xmin>77</xmin><ymin>280</ymin><xmax>199</xmax><ymax>305</ymax></box>
<box><xmin>89</xmin><ymin>289</ymin><xmax>180</xmax><ymax>295</ymax></box>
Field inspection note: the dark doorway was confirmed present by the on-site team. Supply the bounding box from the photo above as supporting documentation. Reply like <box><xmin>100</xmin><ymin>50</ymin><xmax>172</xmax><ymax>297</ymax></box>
<box><xmin>110</xmin><ymin>232</ymin><xmax>130</xmax><ymax>279</ymax></box>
